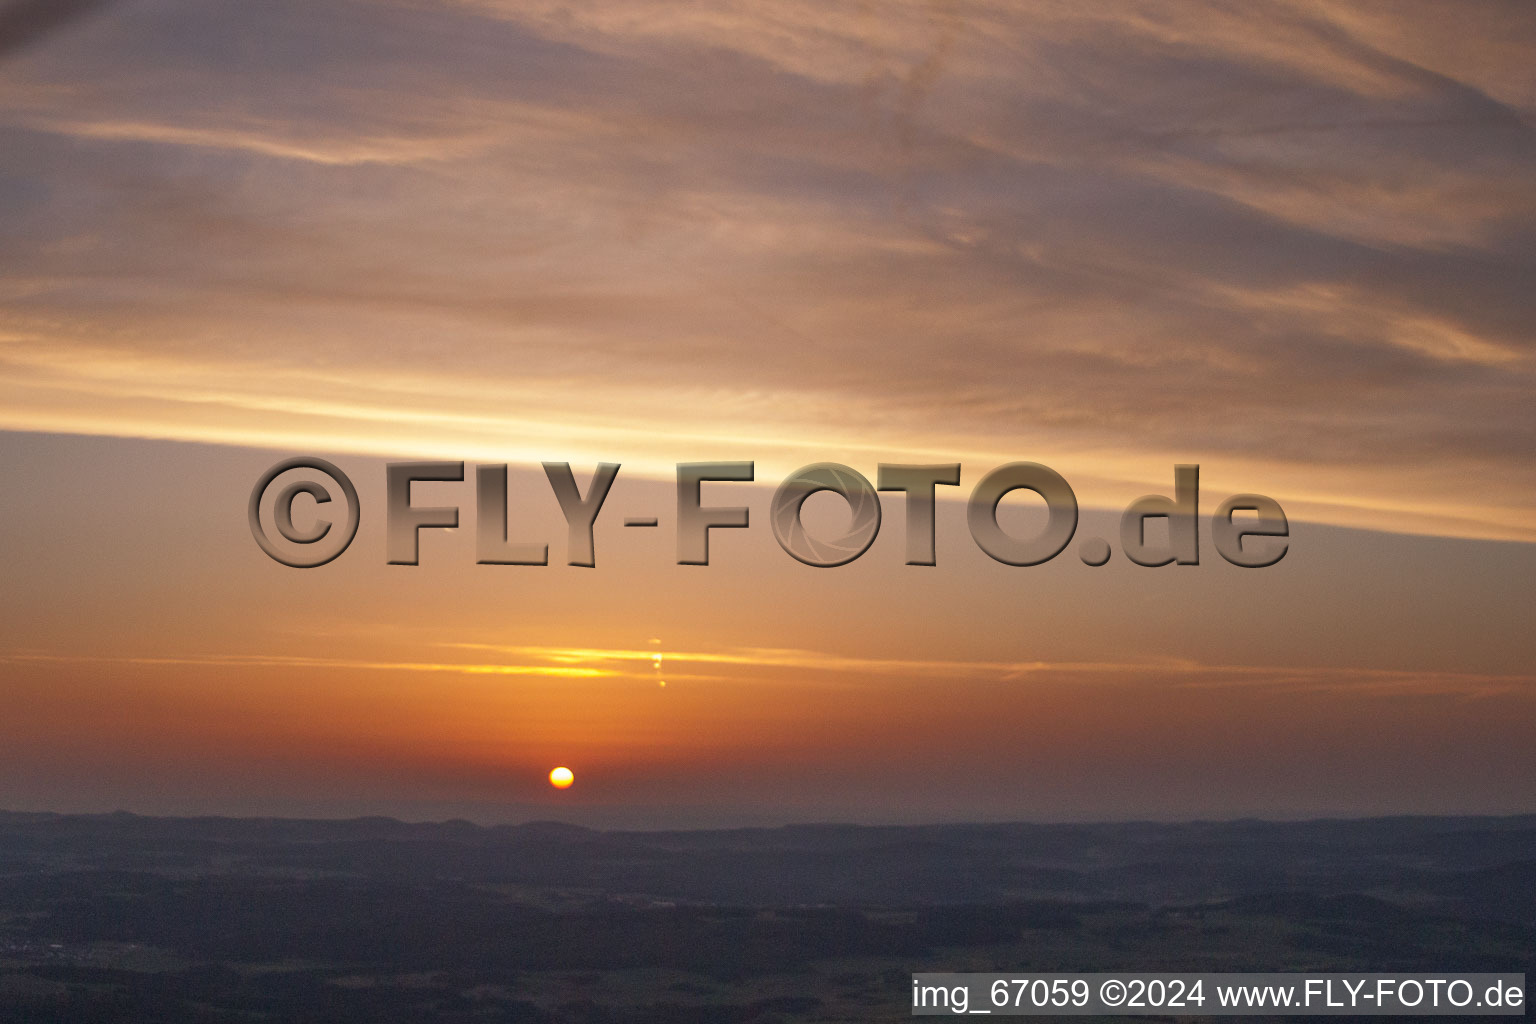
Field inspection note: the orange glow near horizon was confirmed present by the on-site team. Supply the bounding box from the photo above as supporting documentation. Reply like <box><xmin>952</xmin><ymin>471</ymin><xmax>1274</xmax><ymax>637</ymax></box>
<box><xmin>0</xmin><ymin>0</ymin><xmax>1533</xmax><ymax>826</ymax></box>
<box><xmin>0</xmin><ymin>431</ymin><xmax>1531</xmax><ymax>823</ymax></box>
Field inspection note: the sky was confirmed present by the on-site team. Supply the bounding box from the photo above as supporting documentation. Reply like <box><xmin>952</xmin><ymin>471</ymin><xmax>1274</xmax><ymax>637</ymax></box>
<box><xmin>0</xmin><ymin>0</ymin><xmax>1532</xmax><ymax>825</ymax></box>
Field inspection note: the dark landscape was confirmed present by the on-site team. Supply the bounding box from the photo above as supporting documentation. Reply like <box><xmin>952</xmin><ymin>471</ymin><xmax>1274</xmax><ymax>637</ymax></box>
<box><xmin>0</xmin><ymin>812</ymin><xmax>1529</xmax><ymax>1022</ymax></box>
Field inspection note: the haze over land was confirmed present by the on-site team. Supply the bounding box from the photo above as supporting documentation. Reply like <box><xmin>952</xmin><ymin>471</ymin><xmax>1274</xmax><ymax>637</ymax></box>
<box><xmin>0</xmin><ymin>810</ymin><xmax>1531</xmax><ymax>1022</ymax></box>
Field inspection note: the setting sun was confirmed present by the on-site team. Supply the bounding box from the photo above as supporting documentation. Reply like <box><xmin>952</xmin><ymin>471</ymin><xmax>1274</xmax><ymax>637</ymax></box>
<box><xmin>549</xmin><ymin>766</ymin><xmax>575</xmax><ymax>790</ymax></box>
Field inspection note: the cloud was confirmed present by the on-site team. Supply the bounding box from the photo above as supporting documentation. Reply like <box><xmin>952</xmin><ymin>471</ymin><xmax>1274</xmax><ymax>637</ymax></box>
<box><xmin>0</xmin><ymin>0</ymin><xmax>113</xmax><ymax>59</ymax></box>
<box><xmin>0</xmin><ymin>649</ymin><xmax>609</xmax><ymax>678</ymax></box>
<box><xmin>0</xmin><ymin>0</ymin><xmax>1531</xmax><ymax>539</ymax></box>
<box><xmin>6</xmin><ymin>644</ymin><xmax>1531</xmax><ymax>700</ymax></box>
<box><xmin>442</xmin><ymin>642</ymin><xmax>1536</xmax><ymax>697</ymax></box>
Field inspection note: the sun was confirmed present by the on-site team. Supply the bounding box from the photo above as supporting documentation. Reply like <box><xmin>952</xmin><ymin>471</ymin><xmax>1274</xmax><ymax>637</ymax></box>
<box><xmin>548</xmin><ymin>766</ymin><xmax>574</xmax><ymax>789</ymax></box>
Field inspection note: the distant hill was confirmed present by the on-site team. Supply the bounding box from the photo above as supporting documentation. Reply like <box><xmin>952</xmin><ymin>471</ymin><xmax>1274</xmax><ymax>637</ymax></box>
<box><xmin>1</xmin><ymin>809</ymin><xmax>1532</xmax><ymax>914</ymax></box>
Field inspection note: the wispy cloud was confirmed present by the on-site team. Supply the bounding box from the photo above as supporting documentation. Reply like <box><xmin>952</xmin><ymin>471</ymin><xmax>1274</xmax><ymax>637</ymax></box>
<box><xmin>23</xmin><ymin>117</ymin><xmax>494</xmax><ymax>166</ymax></box>
<box><xmin>443</xmin><ymin>643</ymin><xmax>1534</xmax><ymax>697</ymax></box>
<box><xmin>0</xmin><ymin>650</ymin><xmax>609</xmax><ymax>678</ymax></box>
<box><xmin>0</xmin><ymin>0</ymin><xmax>1531</xmax><ymax>539</ymax></box>
<box><xmin>6</xmin><ymin>644</ymin><xmax>1529</xmax><ymax>699</ymax></box>
<box><xmin>0</xmin><ymin>0</ymin><xmax>113</xmax><ymax>60</ymax></box>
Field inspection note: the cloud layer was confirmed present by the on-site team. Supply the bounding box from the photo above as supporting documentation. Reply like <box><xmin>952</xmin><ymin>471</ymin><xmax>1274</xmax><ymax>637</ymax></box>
<box><xmin>0</xmin><ymin>0</ymin><xmax>1532</xmax><ymax>538</ymax></box>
